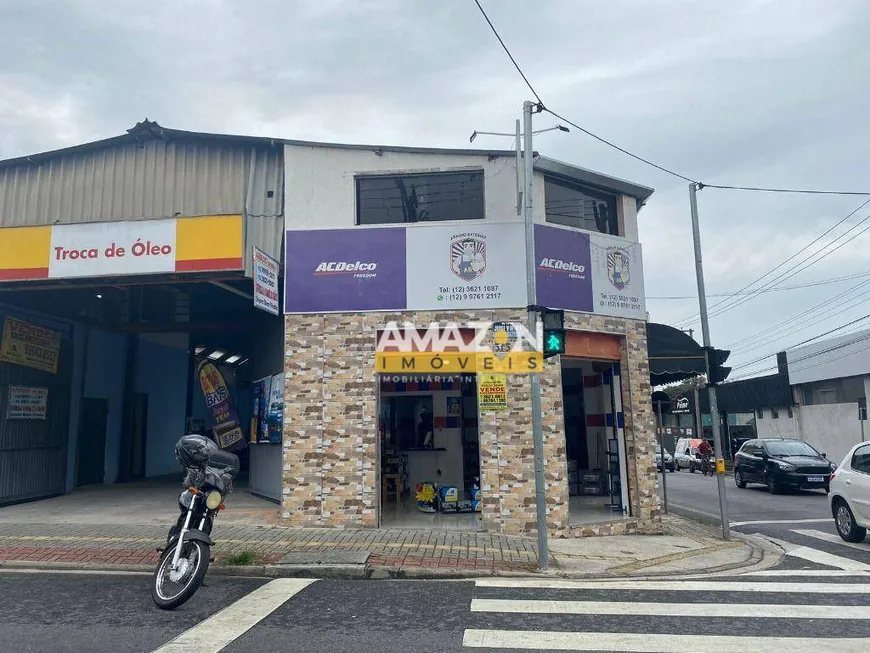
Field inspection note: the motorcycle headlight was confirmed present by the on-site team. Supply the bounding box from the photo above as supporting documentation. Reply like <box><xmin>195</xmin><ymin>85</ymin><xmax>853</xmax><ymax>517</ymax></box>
<box><xmin>205</xmin><ymin>491</ymin><xmax>223</xmax><ymax>510</ymax></box>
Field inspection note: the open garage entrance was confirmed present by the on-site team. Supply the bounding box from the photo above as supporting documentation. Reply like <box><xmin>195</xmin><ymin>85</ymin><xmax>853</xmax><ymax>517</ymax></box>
<box><xmin>0</xmin><ymin>271</ymin><xmax>284</xmax><ymax>514</ymax></box>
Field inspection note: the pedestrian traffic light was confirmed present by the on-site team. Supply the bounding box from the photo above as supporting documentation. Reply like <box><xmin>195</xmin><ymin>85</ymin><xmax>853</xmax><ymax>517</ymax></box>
<box><xmin>540</xmin><ymin>307</ymin><xmax>565</xmax><ymax>359</ymax></box>
<box><xmin>705</xmin><ymin>347</ymin><xmax>731</xmax><ymax>385</ymax></box>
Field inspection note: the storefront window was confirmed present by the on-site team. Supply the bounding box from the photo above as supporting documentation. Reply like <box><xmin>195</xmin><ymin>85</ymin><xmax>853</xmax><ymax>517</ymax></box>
<box><xmin>356</xmin><ymin>171</ymin><xmax>485</xmax><ymax>224</ymax></box>
<box><xmin>544</xmin><ymin>176</ymin><xmax>618</xmax><ymax>235</ymax></box>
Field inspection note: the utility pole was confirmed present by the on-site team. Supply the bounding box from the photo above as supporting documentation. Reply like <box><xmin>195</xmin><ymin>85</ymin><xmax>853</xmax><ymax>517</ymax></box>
<box><xmin>689</xmin><ymin>183</ymin><xmax>731</xmax><ymax>540</ymax></box>
<box><xmin>523</xmin><ymin>100</ymin><xmax>549</xmax><ymax>570</ymax></box>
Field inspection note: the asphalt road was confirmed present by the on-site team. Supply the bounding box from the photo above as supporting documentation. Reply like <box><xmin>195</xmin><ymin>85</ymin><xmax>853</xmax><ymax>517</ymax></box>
<box><xmin>661</xmin><ymin>467</ymin><xmax>870</xmax><ymax>571</ymax></box>
<box><xmin>2</xmin><ymin>570</ymin><xmax>870</xmax><ymax>652</ymax></box>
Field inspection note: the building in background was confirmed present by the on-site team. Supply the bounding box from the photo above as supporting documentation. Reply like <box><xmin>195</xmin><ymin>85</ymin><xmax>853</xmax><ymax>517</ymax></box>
<box><xmin>755</xmin><ymin>331</ymin><xmax>870</xmax><ymax>464</ymax></box>
<box><xmin>659</xmin><ymin>332</ymin><xmax>870</xmax><ymax>466</ymax></box>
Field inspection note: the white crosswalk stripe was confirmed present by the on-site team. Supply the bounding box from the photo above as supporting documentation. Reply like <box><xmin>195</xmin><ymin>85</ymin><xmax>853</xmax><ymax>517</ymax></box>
<box><xmin>765</xmin><ymin>533</ymin><xmax>870</xmax><ymax>571</ymax></box>
<box><xmin>463</xmin><ymin>576</ymin><xmax>870</xmax><ymax>652</ymax></box>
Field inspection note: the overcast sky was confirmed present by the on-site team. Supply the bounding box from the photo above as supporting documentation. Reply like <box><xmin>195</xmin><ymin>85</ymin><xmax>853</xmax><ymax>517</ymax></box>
<box><xmin>2</xmin><ymin>0</ymin><xmax>869</xmax><ymax>380</ymax></box>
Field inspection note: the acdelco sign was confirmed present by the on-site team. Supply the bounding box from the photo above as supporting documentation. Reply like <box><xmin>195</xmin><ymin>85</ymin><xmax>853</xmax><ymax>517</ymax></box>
<box><xmin>539</xmin><ymin>258</ymin><xmax>586</xmax><ymax>275</ymax></box>
<box><xmin>314</xmin><ymin>261</ymin><xmax>378</xmax><ymax>278</ymax></box>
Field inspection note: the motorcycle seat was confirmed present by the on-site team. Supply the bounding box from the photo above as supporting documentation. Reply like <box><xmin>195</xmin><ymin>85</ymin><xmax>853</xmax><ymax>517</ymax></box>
<box><xmin>208</xmin><ymin>449</ymin><xmax>240</xmax><ymax>476</ymax></box>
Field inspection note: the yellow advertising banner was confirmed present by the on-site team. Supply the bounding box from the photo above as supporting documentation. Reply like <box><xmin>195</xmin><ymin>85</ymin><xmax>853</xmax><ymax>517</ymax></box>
<box><xmin>0</xmin><ymin>214</ymin><xmax>243</xmax><ymax>282</ymax></box>
<box><xmin>0</xmin><ymin>318</ymin><xmax>61</xmax><ymax>374</ymax></box>
<box><xmin>478</xmin><ymin>373</ymin><xmax>508</xmax><ymax>411</ymax></box>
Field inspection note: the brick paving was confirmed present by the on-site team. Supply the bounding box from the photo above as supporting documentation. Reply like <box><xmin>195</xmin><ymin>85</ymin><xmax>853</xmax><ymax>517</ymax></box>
<box><xmin>0</xmin><ymin>522</ymin><xmax>538</xmax><ymax>573</ymax></box>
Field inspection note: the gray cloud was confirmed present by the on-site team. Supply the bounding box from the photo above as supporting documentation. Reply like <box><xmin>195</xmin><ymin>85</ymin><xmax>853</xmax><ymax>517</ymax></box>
<box><xmin>1</xmin><ymin>0</ymin><xmax>869</xmax><ymax>377</ymax></box>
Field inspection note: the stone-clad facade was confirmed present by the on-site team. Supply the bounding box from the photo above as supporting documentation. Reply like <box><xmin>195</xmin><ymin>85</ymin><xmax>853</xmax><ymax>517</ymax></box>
<box><xmin>282</xmin><ymin>309</ymin><xmax>661</xmax><ymax>538</ymax></box>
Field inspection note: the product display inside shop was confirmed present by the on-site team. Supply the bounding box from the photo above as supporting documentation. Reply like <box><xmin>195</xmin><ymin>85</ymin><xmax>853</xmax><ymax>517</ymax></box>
<box><xmin>378</xmin><ymin>374</ymin><xmax>482</xmax><ymax>530</ymax></box>
<box><xmin>561</xmin><ymin>358</ymin><xmax>629</xmax><ymax>526</ymax></box>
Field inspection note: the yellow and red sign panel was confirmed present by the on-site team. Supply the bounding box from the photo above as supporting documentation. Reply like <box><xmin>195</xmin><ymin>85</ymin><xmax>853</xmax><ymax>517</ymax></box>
<box><xmin>0</xmin><ymin>317</ymin><xmax>61</xmax><ymax>374</ymax></box>
<box><xmin>0</xmin><ymin>215</ymin><xmax>243</xmax><ymax>282</ymax></box>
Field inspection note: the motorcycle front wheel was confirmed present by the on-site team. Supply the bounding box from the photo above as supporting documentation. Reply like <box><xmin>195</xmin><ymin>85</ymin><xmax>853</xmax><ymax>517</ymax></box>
<box><xmin>151</xmin><ymin>539</ymin><xmax>210</xmax><ymax>610</ymax></box>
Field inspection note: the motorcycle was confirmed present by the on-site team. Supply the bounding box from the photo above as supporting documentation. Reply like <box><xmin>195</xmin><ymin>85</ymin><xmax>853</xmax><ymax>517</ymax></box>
<box><xmin>151</xmin><ymin>434</ymin><xmax>239</xmax><ymax>610</ymax></box>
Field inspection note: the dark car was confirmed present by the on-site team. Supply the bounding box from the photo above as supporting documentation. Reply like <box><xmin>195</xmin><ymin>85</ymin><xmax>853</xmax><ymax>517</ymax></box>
<box><xmin>733</xmin><ymin>438</ymin><xmax>837</xmax><ymax>494</ymax></box>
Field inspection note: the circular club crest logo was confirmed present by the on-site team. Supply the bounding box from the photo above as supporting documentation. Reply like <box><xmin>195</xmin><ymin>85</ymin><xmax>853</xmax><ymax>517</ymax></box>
<box><xmin>486</xmin><ymin>321</ymin><xmax>518</xmax><ymax>360</ymax></box>
<box><xmin>450</xmin><ymin>235</ymin><xmax>486</xmax><ymax>282</ymax></box>
<box><xmin>606</xmin><ymin>247</ymin><xmax>630</xmax><ymax>291</ymax></box>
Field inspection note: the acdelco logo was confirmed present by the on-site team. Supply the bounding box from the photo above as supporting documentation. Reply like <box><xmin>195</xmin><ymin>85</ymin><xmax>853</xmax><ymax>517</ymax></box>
<box><xmin>314</xmin><ymin>261</ymin><xmax>378</xmax><ymax>274</ymax></box>
<box><xmin>539</xmin><ymin>258</ymin><xmax>586</xmax><ymax>274</ymax></box>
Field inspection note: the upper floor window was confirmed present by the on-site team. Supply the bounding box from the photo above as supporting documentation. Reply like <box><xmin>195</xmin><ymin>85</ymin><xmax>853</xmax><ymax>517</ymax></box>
<box><xmin>356</xmin><ymin>171</ymin><xmax>485</xmax><ymax>225</ymax></box>
<box><xmin>544</xmin><ymin>176</ymin><xmax>618</xmax><ymax>235</ymax></box>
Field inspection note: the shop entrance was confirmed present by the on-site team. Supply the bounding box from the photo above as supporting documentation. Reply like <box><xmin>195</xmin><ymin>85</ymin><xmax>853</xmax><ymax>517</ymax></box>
<box><xmin>76</xmin><ymin>398</ymin><xmax>108</xmax><ymax>487</ymax></box>
<box><xmin>0</xmin><ymin>273</ymin><xmax>284</xmax><ymax>510</ymax></box>
<box><xmin>562</xmin><ymin>358</ymin><xmax>630</xmax><ymax>526</ymax></box>
<box><xmin>378</xmin><ymin>373</ymin><xmax>482</xmax><ymax>530</ymax></box>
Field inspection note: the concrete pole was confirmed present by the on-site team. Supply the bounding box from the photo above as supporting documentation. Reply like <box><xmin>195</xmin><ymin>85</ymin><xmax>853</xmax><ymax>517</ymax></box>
<box><xmin>523</xmin><ymin>101</ymin><xmax>548</xmax><ymax>570</ymax></box>
<box><xmin>656</xmin><ymin>400</ymin><xmax>668</xmax><ymax>514</ymax></box>
<box><xmin>689</xmin><ymin>183</ymin><xmax>731</xmax><ymax>540</ymax></box>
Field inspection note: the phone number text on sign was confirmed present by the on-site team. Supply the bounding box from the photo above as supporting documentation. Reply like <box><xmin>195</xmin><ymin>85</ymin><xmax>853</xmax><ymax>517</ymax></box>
<box><xmin>48</xmin><ymin>220</ymin><xmax>177</xmax><ymax>279</ymax></box>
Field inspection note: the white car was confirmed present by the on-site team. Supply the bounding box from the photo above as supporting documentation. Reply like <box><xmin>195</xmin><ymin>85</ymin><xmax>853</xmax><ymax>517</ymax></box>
<box><xmin>829</xmin><ymin>442</ymin><xmax>870</xmax><ymax>543</ymax></box>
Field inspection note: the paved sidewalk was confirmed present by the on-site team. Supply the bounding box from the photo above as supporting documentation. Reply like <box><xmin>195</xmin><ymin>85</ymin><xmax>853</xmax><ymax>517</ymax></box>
<box><xmin>0</xmin><ymin>513</ymin><xmax>777</xmax><ymax>579</ymax></box>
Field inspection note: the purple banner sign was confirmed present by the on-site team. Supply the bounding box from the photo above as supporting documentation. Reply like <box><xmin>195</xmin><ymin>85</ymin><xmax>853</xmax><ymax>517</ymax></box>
<box><xmin>534</xmin><ymin>224</ymin><xmax>593</xmax><ymax>313</ymax></box>
<box><xmin>284</xmin><ymin>228</ymin><xmax>407</xmax><ymax>312</ymax></box>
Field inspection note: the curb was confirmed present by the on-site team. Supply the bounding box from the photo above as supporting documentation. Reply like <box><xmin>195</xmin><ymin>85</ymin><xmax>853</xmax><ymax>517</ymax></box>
<box><xmin>0</xmin><ymin>541</ymin><xmax>775</xmax><ymax>581</ymax></box>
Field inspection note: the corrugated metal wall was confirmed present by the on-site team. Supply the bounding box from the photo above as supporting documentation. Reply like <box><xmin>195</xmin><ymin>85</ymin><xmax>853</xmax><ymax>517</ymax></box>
<box><xmin>0</xmin><ymin>308</ymin><xmax>73</xmax><ymax>506</ymax></box>
<box><xmin>0</xmin><ymin>138</ymin><xmax>285</xmax><ymax>272</ymax></box>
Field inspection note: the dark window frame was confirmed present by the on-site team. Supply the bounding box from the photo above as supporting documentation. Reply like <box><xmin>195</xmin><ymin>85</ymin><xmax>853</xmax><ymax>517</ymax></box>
<box><xmin>355</xmin><ymin>169</ymin><xmax>486</xmax><ymax>225</ymax></box>
<box><xmin>544</xmin><ymin>175</ymin><xmax>620</xmax><ymax>236</ymax></box>
<box><xmin>851</xmin><ymin>444</ymin><xmax>870</xmax><ymax>474</ymax></box>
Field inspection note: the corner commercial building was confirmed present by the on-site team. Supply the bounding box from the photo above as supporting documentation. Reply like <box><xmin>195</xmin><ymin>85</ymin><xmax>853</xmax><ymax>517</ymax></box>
<box><xmin>0</xmin><ymin>121</ymin><xmax>662</xmax><ymax>539</ymax></box>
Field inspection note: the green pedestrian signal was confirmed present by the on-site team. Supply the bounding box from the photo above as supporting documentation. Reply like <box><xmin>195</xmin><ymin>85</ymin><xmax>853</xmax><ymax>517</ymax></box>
<box><xmin>543</xmin><ymin>329</ymin><xmax>565</xmax><ymax>359</ymax></box>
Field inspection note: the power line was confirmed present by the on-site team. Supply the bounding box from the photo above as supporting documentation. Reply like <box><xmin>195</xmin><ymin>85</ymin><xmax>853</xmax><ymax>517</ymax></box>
<box><xmin>731</xmin><ymin>310</ymin><xmax>870</xmax><ymax>373</ymax></box>
<box><xmin>729</xmin><ymin>316</ymin><xmax>870</xmax><ymax>375</ymax></box>
<box><xmin>542</xmin><ymin>107</ymin><xmax>698</xmax><ymax>184</ymax></box>
<box><xmin>472</xmin><ymin>0</ymin><xmax>544</xmax><ymax>105</ymax></box>
<box><xmin>470</xmin><ymin>0</ymin><xmax>697</xmax><ymax>184</ymax></box>
<box><xmin>471</xmin><ymin>1</ymin><xmax>870</xmax><ymax>197</ymax></box>
<box><xmin>674</xmin><ymin>199</ymin><xmax>870</xmax><ymax>326</ymax></box>
<box><xmin>647</xmin><ymin>270</ymin><xmax>870</xmax><ymax>300</ymax></box>
<box><xmin>734</xmin><ymin>329</ymin><xmax>870</xmax><ymax>381</ymax></box>
<box><xmin>676</xmin><ymin>203</ymin><xmax>870</xmax><ymax>327</ymax></box>
<box><xmin>702</xmin><ymin>183</ymin><xmax>870</xmax><ymax>197</ymax></box>
<box><xmin>726</xmin><ymin>277</ymin><xmax>870</xmax><ymax>351</ymax></box>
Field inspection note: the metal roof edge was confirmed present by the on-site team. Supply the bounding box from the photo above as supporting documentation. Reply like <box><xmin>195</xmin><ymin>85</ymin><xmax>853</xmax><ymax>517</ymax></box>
<box><xmin>534</xmin><ymin>156</ymin><xmax>656</xmax><ymax>203</ymax></box>
<box><xmin>0</xmin><ymin>120</ymin><xmax>656</xmax><ymax>204</ymax></box>
<box><xmin>0</xmin><ymin>120</ymin><xmax>284</xmax><ymax>169</ymax></box>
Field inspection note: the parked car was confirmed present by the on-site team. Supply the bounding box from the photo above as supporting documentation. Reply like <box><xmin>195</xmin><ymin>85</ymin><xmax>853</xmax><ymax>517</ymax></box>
<box><xmin>829</xmin><ymin>442</ymin><xmax>870</xmax><ymax>543</ymax></box>
<box><xmin>733</xmin><ymin>438</ymin><xmax>836</xmax><ymax>494</ymax></box>
<box><xmin>673</xmin><ymin>437</ymin><xmax>711</xmax><ymax>472</ymax></box>
<box><xmin>655</xmin><ymin>448</ymin><xmax>675</xmax><ymax>472</ymax></box>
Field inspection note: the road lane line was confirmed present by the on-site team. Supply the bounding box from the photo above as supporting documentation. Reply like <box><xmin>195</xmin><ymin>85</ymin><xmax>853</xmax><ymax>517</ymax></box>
<box><xmin>743</xmin><ymin>569</ymin><xmax>869</xmax><ymax>577</ymax></box>
<box><xmin>730</xmin><ymin>518</ymin><xmax>832</xmax><ymax>527</ymax></box>
<box><xmin>462</xmin><ymin>630</ymin><xmax>870</xmax><ymax>652</ymax></box>
<box><xmin>152</xmin><ymin>578</ymin><xmax>317</xmax><ymax>653</ymax></box>
<box><xmin>792</xmin><ymin>529</ymin><xmax>870</xmax><ymax>554</ymax></box>
<box><xmin>763</xmin><ymin>535</ymin><xmax>870</xmax><ymax>571</ymax></box>
<box><xmin>470</xmin><ymin>598</ymin><xmax>869</xmax><ymax>619</ymax></box>
<box><xmin>475</xmin><ymin>579</ymin><xmax>870</xmax><ymax>592</ymax></box>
